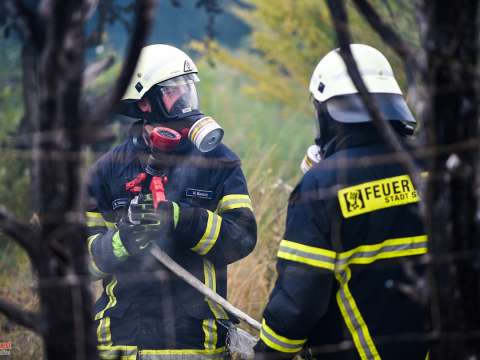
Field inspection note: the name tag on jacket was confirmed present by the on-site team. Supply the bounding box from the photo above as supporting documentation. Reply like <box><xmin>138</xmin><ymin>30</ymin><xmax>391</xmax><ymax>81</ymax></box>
<box><xmin>185</xmin><ymin>188</ymin><xmax>214</xmax><ymax>200</ymax></box>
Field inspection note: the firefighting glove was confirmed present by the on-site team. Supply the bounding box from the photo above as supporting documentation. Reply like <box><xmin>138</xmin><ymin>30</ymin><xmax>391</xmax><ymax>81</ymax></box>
<box><xmin>128</xmin><ymin>193</ymin><xmax>180</xmax><ymax>240</ymax></box>
<box><xmin>113</xmin><ymin>219</ymin><xmax>153</xmax><ymax>259</ymax></box>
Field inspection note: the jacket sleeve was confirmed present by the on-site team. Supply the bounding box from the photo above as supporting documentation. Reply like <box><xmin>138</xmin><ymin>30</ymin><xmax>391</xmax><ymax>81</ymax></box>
<box><xmin>84</xmin><ymin>161</ymin><xmax>126</xmax><ymax>280</ymax></box>
<box><xmin>173</xmin><ymin>164</ymin><xmax>257</xmax><ymax>267</ymax></box>
<box><xmin>257</xmin><ymin>172</ymin><xmax>335</xmax><ymax>357</ymax></box>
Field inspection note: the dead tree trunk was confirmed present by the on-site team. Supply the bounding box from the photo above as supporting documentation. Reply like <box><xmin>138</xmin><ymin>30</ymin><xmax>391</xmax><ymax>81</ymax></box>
<box><xmin>419</xmin><ymin>1</ymin><xmax>480</xmax><ymax>357</ymax></box>
<box><xmin>31</xmin><ymin>2</ymin><xmax>98</xmax><ymax>358</ymax></box>
<box><xmin>0</xmin><ymin>0</ymin><xmax>155</xmax><ymax>358</ymax></box>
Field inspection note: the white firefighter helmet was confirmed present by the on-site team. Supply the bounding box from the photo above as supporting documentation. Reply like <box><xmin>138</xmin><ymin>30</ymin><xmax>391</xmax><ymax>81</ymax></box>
<box><xmin>122</xmin><ymin>44</ymin><xmax>199</xmax><ymax>101</ymax></box>
<box><xmin>308</xmin><ymin>44</ymin><xmax>414</xmax><ymax>124</ymax></box>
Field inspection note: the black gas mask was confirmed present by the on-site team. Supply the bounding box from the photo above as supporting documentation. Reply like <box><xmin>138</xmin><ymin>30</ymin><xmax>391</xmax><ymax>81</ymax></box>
<box><xmin>120</xmin><ymin>74</ymin><xmax>224</xmax><ymax>154</ymax></box>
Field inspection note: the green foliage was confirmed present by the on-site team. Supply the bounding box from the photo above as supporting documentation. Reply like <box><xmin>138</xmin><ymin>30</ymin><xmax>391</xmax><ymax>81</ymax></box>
<box><xmin>197</xmin><ymin>59</ymin><xmax>312</xmax><ymax>183</ymax></box>
<box><xmin>0</xmin><ymin>38</ymin><xmax>29</xmax><ymax>231</ymax></box>
<box><xmin>195</xmin><ymin>0</ymin><xmax>419</xmax><ymax>114</ymax></box>
<box><xmin>0</xmin><ymin>38</ymin><xmax>41</xmax><ymax>360</ymax></box>
<box><xmin>0</xmin><ymin>40</ymin><xmax>23</xmax><ymax>142</ymax></box>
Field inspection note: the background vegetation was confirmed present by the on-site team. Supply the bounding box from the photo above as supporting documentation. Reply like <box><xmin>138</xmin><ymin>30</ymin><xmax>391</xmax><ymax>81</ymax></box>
<box><xmin>0</xmin><ymin>1</ymin><xmax>419</xmax><ymax>357</ymax></box>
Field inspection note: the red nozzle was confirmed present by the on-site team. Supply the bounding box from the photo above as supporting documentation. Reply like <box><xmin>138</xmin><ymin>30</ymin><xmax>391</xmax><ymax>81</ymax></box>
<box><xmin>150</xmin><ymin>176</ymin><xmax>168</xmax><ymax>209</ymax></box>
<box><xmin>150</xmin><ymin>127</ymin><xmax>181</xmax><ymax>152</ymax></box>
<box><xmin>125</xmin><ymin>172</ymin><xmax>147</xmax><ymax>193</ymax></box>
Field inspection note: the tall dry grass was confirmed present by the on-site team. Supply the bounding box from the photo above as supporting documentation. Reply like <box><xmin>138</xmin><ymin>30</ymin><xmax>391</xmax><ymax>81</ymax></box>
<box><xmin>0</xmin><ymin>242</ymin><xmax>43</xmax><ymax>359</ymax></box>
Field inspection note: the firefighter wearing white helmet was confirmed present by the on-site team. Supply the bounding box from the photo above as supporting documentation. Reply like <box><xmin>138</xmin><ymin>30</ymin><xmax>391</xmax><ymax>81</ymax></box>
<box><xmin>118</xmin><ymin>44</ymin><xmax>223</xmax><ymax>152</ymax></box>
<box><xmin>121</xmin><ymin>44</ymin><xmax>200</xmax><ymax>123</ymax></box>
<box><xmin>86</xmin><ymin>44</ymin><xmax>257</xmax><ymax>359</ymax></box>
<box><xmin>308</xmin><ymin>43</ymin><xmax>415</xmax><ymax>154</ymax></box>
<box><xmin>255</xmin><ymin>44</ymin><xmax>429</xmax><ymax>359</ymax></box>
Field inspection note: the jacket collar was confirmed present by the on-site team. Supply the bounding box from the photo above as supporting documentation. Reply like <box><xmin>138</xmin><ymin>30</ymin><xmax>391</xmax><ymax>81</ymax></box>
<box><xmin>323</xmin><ymin>127</ymin><xmax>385</xmax><ymax>158</ymax></box>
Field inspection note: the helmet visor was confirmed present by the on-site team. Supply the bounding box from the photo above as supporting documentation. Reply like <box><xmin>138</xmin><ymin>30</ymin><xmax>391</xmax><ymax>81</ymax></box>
<box><xmin>326</xmin><ymin>93</ymin><xmax>415</xmax><ymax>124</ymax></box>
<box><xmin>156</xmin><ymin>73</ymin><xmax>200</xmax><ymax>116</ymax></box>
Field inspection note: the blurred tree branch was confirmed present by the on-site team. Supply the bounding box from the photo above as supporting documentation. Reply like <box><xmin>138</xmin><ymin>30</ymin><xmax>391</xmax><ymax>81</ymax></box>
<box><xmin>2</xmin><ymin>0</ymin><xmax>156</xmax><ymax>358</ymax></box>
<box><xmin>0</xmin><ymin>298</ymin><xmax>43</xmax><ymax>334</ymax></box>
<box><xmin>0</xmin><ymin>207</ymin><xmax>38</xmax><ymax>260</ymax></box>
<box><xmin>418</xmin><ymin>0</ymin><xmax>480</xmax><ymax>357</ymax></box>
<box><xmin>352</xmin><ymin>0</ymin><xmax>424</xmax><ymax>73</ymax></box>
<box><xmin>86</xmin><ymin>0</ymin><xmax>156</xmax><ymax>132</ymax></box>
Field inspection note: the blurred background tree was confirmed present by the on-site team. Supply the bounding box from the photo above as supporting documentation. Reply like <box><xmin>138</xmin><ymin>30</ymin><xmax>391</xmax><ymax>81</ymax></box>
<box><xmin>193</xmin><ymin>0</ymin><xmax>419</xmax><ymax>114</ymax></box>
<box><xmin>4</xmin><ymin>1</ymin><xmax>476</xmax><ymax>358</ymax></box>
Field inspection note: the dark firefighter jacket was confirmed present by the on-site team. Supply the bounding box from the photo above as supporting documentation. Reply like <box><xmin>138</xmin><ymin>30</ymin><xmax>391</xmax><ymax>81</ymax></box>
<box><xmin>257</xmin><ymin>127</ymin><xmax>429</xmax><ymax>360</ymax></box>
<box><xmin>86</xmin><ymin>123</ymin><xmax>257</xmax><ymax>359</ymax></box>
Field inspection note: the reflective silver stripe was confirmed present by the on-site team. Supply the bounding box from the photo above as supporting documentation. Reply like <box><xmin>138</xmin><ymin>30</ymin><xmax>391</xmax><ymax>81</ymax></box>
<box><xmin>138</xmin><ymin>349</ymin><xmax>226</xmax><ymax>360</ymax></box>
<box><xmin>203</xmin><ymin>319</ymin><xmax>217</xmax><ymax>350</ymax></box>
<box><xmin>220</xmin><ymin>198</ymin><xmax>250</xmax><ymax>208</ymax></box>
<box><xmin>99</xmin><ymin>347</ymin><xmax>137</xmax><ymax>359</ymax></box>
<box><xmin>216</xmin><ymin>194</ymin><xmax>252</xmax><ymax>214</ymax></box>
<box><xmin>139</xmin><ymin>354</ymin><xmax>225</xmax><ymax>360</ymax></box>
<box><xmin>338</xmin><ymin>292</ymin><xmax>374</xmax><ymax>359</ymax></box>
<box><xmin>337</xmin><ymin>240</ymin><xmax>428</xmax><ymax>268</ymax></box>
<box><xmin>335</xmin><ymin>269</ymin><xmax>380</xmax><ymax>360</ymax></box>
<box><xmin>198</xmin><ymin>214</ymin><xmax>220</xmax><ymax>254</ymax></box>
<box><xmin>277</xmin><ymin>236</ymin><xmax>427</xmax><ymax>271</ymax></box>
<box><xmin>338</xmin><ymin>281</ymin><xmax>375</xmax><ymax>359</ymax></box>
<box><xmin>97</xmin><ymin>317</ymin><xmax>112</xmax><ymax>346</ymax></box>
<box><xmin>203</xmin><ymin>260</ymin><xmax>228</xmax><ymax>319</ymax></box>
<box><xmin>278</xmin><ymin>244</ymin><xmax>336</xmax><ymax>266</ymax></box>
<box><xmin>260</xmin><ymin>328</ymin><xmax>303</xmax><ymax>352</ymax></box>
<box><xmin>191</xmin><ymin>212</ymin><xmax>222</xmax><ymax>256</ymax></box>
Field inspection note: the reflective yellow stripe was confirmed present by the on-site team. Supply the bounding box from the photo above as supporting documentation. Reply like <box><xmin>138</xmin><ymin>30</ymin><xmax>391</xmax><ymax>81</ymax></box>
<box><xmin>86</xmin><ymin>211</ymin><xmax>105</xmax><ymax>228</ymax></box>
<box><xmin>191</xmin><ymin>211</ymin><xmax>222</xmax><ymax>255</ymax></box>
<box><xmin>202</xmin><ymin>319</ymin><xmax>218</xmax><ymax>350</ymax></box>
<box><xmin>97</xmin><ymin>317</ymin><xmax>112</xmax><ymax>346</ymax></box>
<box><xmin>260</xmin><ymin>319</ymin><xmax>306</xmax><ymax>353</ymax></box>
<box><xmin>276</xmin><ymin>236</ymin><xmax>428</xmax><ymax>358</ymax></box>
<box><xmin>278</xmin><ymin>236</ymin><xmax>428</xmax><ymax>270</ymax></box>
<box><xmin>139</xmin><ymin>347</ymin><xmax>225</xmax><ymax>359</ymax></box>
<box><xmin>338</xmin><ymin>174</ymin><xmax>419</xmax><ymax>218</ymax></box>
<box><xmin>425</xmin><ymin>351</ymin><xmax>430</xmax><ymax>360</ymax></box>
<box><xmin>216</xmin><ymin>194</ymin><xmax>253</xmax><ymax>213</ymax></box>
<box><xmin>98</xmin><ymin>345</ymin><xmax>137</xmax><ymax>360</ymax></box>
<box><xmin>98</xmin><ymin>345</ymin><xmax>225</xmax><ymax>359</ymax></box>
<box><xmin>203</xmin><ymin>260</ymin><xmax>228</xmax><ymax>319</ymax></box>
<box><xmin>336</xmin><ymin>268</ymin><xmax>380</xmax><ymax>360</ymax></box>
<box><xmin>88</xmin><ymin>234</ymin><xmax>100</xmax><ymax>257</ymax></box>
<box><xmin>105</xmin><ymin>221</ymin><xmax>116</xmax><ymax>230</ymax></box>
<box><xmin>337</xmin><ymin>235</ymin><xmax>428</xmax><ymax>269</ymax></box>
<box><xmin>86</xmin><ymin>212</ymin><xmax>115</xmax><ymax>230</ymax></box>
<box><xmin>95</xmin><ymin>278</ymin><xmax>118</xmax><ymax>320</ymax></box>
<box><xmin>87</xmin><ymin>234</ymin><xmax>109</xmax><ymax>278</ymax></box>
<box><xmin>277</xmin><ymin>240</ymin><xmax>336</xmax><ymax>270</ymax></box>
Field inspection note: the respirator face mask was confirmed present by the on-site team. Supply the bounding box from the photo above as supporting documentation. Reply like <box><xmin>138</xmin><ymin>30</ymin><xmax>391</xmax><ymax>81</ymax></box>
<box><xmin>143</xmin><ymin>74</ymin><xmax>224</xmax><ymax>154</ymax></box>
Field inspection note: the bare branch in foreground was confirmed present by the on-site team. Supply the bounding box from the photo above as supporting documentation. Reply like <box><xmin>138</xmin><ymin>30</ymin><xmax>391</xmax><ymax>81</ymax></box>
<box><xmin>82</xmin><ymin>55</ymin><xmax>115</xmax><ymax>90</ymax></box>
<box><xmin>0</xmin><ymin>298</ymin><xmax>44</xmax><ymax>334</ymax></box>
<box><xmin>326</xmin><ymin>0</ymin><xmax>423</xmax><ymax>192</ymax></box>
<box><xmin>87</xmin><ymin>0</ymin><xmax>157</xmax><ymax>127</ymax></box>
<box><xmin>0</xmin><ymin>207</ymin><xmax>38</xmax><ymax>259</ymax></box>
<box><xmin>352</xmin><ymin>0</ymin><xmax>424</xmax><ymax>73</ymax></box>
<box><xmin>351</xmin><ymin>0</ymin><xmax>424</xmax><ymax>111</ymax></box>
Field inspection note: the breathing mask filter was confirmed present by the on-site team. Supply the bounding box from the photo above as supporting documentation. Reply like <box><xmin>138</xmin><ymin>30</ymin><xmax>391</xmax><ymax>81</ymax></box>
<box><xmin>300</xmin><ymin>144</ymin><xmax>322</xmax><ymax>174</ymax></box>
<box><xmin>188</xmin><ymin>116</ymin><xmax>224</xmax><ymax>153</ymax></box>
<box><xmin>148</xmin><ymin>116</ymin><xmax>223</xmax><ymax>155</ymax></box>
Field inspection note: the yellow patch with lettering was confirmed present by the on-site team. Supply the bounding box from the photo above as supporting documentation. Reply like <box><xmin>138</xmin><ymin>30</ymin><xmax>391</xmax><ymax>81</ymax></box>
<box><xmin>338</xmin><ymin>175</ymin><xmax>419</xmax><ymax>218</ymax></box>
